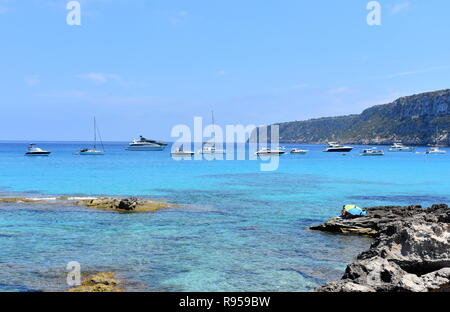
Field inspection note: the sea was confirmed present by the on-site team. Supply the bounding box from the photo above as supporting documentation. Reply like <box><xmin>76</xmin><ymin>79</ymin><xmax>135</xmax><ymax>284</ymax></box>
<box><xmin>0</xmin><ymin>141</ymin><xmax>449</xmax><ymax>292</ymax></box>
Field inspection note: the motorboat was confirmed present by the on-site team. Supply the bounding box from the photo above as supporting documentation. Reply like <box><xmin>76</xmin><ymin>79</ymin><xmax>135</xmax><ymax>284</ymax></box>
<box><xmin>425</xmin><ymin>128</ymin><xmax>447</xmax><ymax>154</ymax></box>
<box><xmin>199</xmin><ymin>144</ymin><xmax>225</xmax><ymax>154</ymax></box>
<box><xmin>126</xmin><ymin>136</ymin><xmax>167</xmax><ymax>151</ymax></box>
<box><xmin>426</xmin><ymin>147</ymin><xmax>447</xmax><ymax>154</ymax></box>
<box><xmin>388</xmin><ymin>142</ymin><xmax>415</xmax><ymax>152</ymax></box>
<box><xmin>360</xmin><ymin>148</ymin><xmax>384</xmax><ymax>156</ymax></box>
<box><xmin>290</xmin><ymin>148</ymin><xmax>309</xmax><ymax>154</ymax></box>
<box><xmin>25</xmin><ymin>144</ymin><xmax>51</xmax><ymax>156</ymax></box>
<box><xmin>255</xmin><ymin>147</ymin><xmax>286</xmax><ymax>156</ymax></box>
<box><xmin>78</xmin><ymin>117</ymin><xmax>105</xmax><ymax>155</ymax></box>
<box><xmin>171</xmin><ymin>146</ymin><xmax>195</xmax><ymax>157</ymax></box>
<box><xmin>323</xmin><ymin>142</ymin><xmax>353</xmax><ymax>152</ymax></box>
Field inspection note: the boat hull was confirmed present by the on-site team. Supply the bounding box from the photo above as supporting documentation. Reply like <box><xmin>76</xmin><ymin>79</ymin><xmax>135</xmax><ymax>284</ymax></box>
<box><xmin>126</xmin><ymin>146</ymin><xmax>166</xmax><ymax>151</ymax></box>
<box><xmin>25</xmin><ymin>152</ymin><xmax>51</xmax><ymax>156</ymax></box>
<box><xmin>324</xmin><ymin>148</ymin><xmax>353</xmax><ymax>152</ymax></box>
<box><xmin>171</xmin><ymin>152</ymin><xmax>195</xmax><ymax>157</ymax></box>
<box><xmin>79</xmin><ymin>151</ymin><xmax>105</xmax><ymax>155</ymax></box>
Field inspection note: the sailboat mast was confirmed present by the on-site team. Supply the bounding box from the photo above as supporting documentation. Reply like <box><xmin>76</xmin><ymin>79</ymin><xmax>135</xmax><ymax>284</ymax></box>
<box><xmin>211</xmin><ymin>110</ymin><xmax>216</xmax><ymax>147</ymax></box>
<box><xmin>94</xmin><ymin>117</ymin><xmax>97</xmax><ymax>149</ymax></box>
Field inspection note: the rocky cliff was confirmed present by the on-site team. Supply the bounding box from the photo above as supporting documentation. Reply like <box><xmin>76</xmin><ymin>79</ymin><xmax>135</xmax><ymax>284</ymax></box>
<box><xmin>269</xmin><ymin>89</ymin><xmax>450</xmax><ymax>146</ymax></box>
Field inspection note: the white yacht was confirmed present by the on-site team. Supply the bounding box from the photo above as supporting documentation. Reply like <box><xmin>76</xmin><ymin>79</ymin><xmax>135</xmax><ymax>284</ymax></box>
<box><xmin>426</xmin><ymin>128</ymin><xmax>447</xmax><ymax>154</ymax></box>
<box><xmin>126</xmin><ymin>136</ymin><xmax>167</xmax><ymax>151</ymax></box>
<box><xmin>360</xmin><ymin>148</ymin><xmax>384</xmax><ymax>156</ymax></box>
<box><xmin>171</xmin><ymin>146</ymin><xmax>195</xmax><ymax>157</ymax></box>
<box><xmin>255</xmin><ymin>147</ymin><xmax>286</xmax><ymax>156</ymax></box>
<box><xmin>323</xmin><ymin>142</ymin><xmax>353</xmax><ymax>152</ymax></box>
<box><xmin>426</xmin><ymin>147</ymin><xmax>447</xmax><ymax>154</ymax></box>
<box><xmin>25</xmin><ymin>144</ymin><xmax>51</xmax><ymax>156</ymax></box>
<box><xmin>78</xmin><ymin>117</ymin><xmax>105</xmax><ymax>155</ymax></box>
<box><xmin>388</xmin><ymin>143</ymin><xmax>415</xmax><ymax>152</ymax></box>
<box><xmin>290</xmin><ymin>148</ymin><xmax>309</xmax><ymax>154</ymax></box>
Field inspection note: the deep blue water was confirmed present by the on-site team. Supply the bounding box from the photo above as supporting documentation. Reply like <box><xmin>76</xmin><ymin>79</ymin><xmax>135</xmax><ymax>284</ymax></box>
<box><xmin>0</xmin><ymin>141</ymin><xmax>449</xmax><ymax>291</ymax></box>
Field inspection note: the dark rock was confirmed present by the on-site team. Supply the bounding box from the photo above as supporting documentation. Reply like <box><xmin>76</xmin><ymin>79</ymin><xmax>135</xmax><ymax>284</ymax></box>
<box><xmin>313</xmin><ymin>204</ymin><xmax>450</xmax><ymax>292</ymax></box>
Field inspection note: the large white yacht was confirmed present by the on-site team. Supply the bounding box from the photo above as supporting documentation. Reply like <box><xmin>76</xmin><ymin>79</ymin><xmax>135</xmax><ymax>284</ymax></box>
<box><xmin>126</xmin><ymin>136</ymin><xmax>167</xmax><ymax>151</ymax></box>
<box><xmin>255</xmin><ymin>147</ymin><xmax>286</xmax><ymax>156</ymax></box>
<box><xmin>388</xmin><ymin>142</ymin><xmax>415</xmax><ymax>152</ymax></box>
<box><xmin>25</xmin><ymin>144</ymin><xmax>51</xmax><ymax>156</ymax></box>
<box><xmin>323</xmin><ymin>142</ymin><xmax>353</xmax><ymax>152</ymax></box>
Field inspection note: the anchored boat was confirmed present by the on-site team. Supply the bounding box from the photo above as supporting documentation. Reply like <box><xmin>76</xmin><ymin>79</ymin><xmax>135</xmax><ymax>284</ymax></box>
<box><xmin>25</xmin><ymin>144</ymin><xmax>51</xmax><ymax>156</ymax></box>
<box><xmin>255</xmin><ymin>147</ymin><xmax>286</xmax><ymax>156</ymax></box>
<box><xmin>126</xmin><ymin>136</ymin><xmax>167</xmax><ymax>151</ymax></box>
<box><xmin>360</xmin><ymin>148</ymin><xmax>384</xmax><ymax>156</ymax></box>
<box><xmin>77</xmin><ymin>117</ymin><xmax>105</xmax><ymax>155</ymax></box>
<box><xmin>323</xmin><ymin>142</ymin><xmax>353</xmax><ymax>152</ymax></box>
<box><xmin>388</xmin><ymin>143</ymin><xmax>415</xmax><ymax>152</ymax></box>
<box><xmin>171</xmin><ymin>146</ymin><xmax>195</xmax><ymax>157</ymax></box>
<box><xmin>290</xmin><ymin>148</ymin><xmax>309</xmax><ymax>154</ymax></box>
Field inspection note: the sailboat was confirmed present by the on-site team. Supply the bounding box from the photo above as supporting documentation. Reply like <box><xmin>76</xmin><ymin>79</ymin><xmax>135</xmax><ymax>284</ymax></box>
<box><xmin>426</xmin><ymin>128</ymin><xmax>447</xmax><ymax>154</ymax></box>
<box><xmin>199</xmin><ymin>110</ymin><xmax>225</xmax><ymax>154</ymax></box>
<box><xmin>78</xmin><ymin>117</ymin><xmax>105</xmax><ymax>155</ymax></box>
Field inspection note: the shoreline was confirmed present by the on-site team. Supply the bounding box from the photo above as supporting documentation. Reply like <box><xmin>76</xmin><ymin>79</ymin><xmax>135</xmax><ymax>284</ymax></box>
<box><xmin>311</xmin><ymin>204</ymin><xmax>450</xmax><ymax>292</ymax></box>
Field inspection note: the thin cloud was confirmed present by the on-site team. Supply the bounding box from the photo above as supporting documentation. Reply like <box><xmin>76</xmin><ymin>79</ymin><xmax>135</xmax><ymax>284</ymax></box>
<box><xmin>25</xmin><ymin>76</ymin><xmax>40</xmax><ymax>87</ymax></box>
<box><xmin>327</xmin><ymin>86</ymin><xmax>355</xmax><ymax>94</ymax></box>
<box><xmin>383</xmin><ymin>66</ymin><xmax>449</xmax><ymax>79</ymax></box>
<box><xmin>169</xmin><ymin>11</ymin><xmax>189</xmax><ymax>25</ymax></box>
<box><xmin>391</xmin><ymin>2</ymin><xmax>410</xmax><ymax>15</ymax></box>
<box><xmin>77</xmin><ymin>72</ymin><xmax>145</xmax><ymax>86</ymax></box>
<box><xmin>34</xmin><ymin>90</ymin><xmax>88</xmax><ymax>98</ymax></box>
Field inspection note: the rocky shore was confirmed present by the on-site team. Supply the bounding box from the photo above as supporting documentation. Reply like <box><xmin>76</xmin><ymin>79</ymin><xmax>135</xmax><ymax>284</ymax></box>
<box><xmin>311</xmin><ymin>204</ymin><xmax>450</xmax><ymax>292</ymax></box>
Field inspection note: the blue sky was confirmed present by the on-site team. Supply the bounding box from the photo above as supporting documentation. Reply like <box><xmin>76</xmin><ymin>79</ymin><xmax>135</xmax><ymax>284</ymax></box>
<box><xmin>1</xmin><ymin>0</ymin><xmax>450</xmax><ymax>141</ymax></box>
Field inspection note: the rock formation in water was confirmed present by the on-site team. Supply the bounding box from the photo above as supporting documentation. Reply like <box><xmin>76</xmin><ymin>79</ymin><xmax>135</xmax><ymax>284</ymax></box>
<box><xmin>66</xmin><ymin>272</ymin><xmax>123</xmax><ymax>292</ymax></box>
<box><xmin>75</xmin><ymin>197</ymin><xmax>173</xmax><ymax>213</ymax></box>
<box><xmin>255</xmin><ymin>89</ymin><xmax>450</xmax><ymax>146</ymax></box>
<box><xmin>311</xmin><ymin>204</ymin><xmax>450</xmax><ymax>292</ymax></box>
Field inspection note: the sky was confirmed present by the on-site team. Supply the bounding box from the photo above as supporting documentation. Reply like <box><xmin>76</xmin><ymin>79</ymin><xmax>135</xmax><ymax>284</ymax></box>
<box><xmin>1</xmin><ymin>0</ymin><xmax>450</xmax><ymax>141</ymax></box>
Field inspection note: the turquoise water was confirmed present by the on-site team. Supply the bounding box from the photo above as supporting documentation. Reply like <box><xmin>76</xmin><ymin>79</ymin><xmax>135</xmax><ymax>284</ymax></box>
<box><xmin>0</xmin><ymin>142</ymin><xmax>449</xmax><ymax>291</ymax></box>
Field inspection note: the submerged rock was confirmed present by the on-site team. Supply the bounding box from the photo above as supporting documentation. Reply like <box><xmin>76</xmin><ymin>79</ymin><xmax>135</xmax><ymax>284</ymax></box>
<box><xmin>312</xmin><ymin>204</ymin><xmax>450</xmax><ymax>292</ymax></box>
<box><xmin>66</xmin><ymin>272</ymin><xmax>122</xmax><ymax>292</ymax></box>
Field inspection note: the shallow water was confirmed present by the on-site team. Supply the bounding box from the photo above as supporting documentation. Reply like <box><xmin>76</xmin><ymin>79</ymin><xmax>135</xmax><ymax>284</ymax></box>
<box><xmin>0</xmin><ymin>142</ymin><xmax>449</xmax><ymax>291</ymax></box>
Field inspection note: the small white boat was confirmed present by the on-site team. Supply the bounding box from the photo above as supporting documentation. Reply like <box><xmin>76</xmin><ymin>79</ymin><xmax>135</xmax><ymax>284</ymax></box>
<box><xmin>255</xmin><ymin>147</ymin><xmax>286</xmax><ymax>156</ymax></box>
<box><xmin>199</xmin><ymin>145</ymin><xmax>225</xmax><ymax>154</ymax></box>
<box><xmin>290</xmin><ymin>148</ymin><xmax>309</xmax><ymax>154</ymax></box>
<box><xmin>78</xmin><ymin>117</ymin><xmax>105</xmax><ymax>155</ymax></box>
<box><xmin>388</xmin><ymin>143</ymin><xmax>415</xmax><ymax>152</ymax></box>
<box><xmin>323</xmin><ymin>142</ymin><xmax>353</xmax><ymax>152</ymax></box>
<box><xmin>171</xmin><ymin>147</ymin><xmax>195</xmax><ymax>157</ymax></box>
<box><xmin>426</xmin><ymin>147</ymin><xmax>447</xmax><ymax>154</ymax></box>
<box><xmin>360</xmin><ymin>148</ymin><xmax>384</xmax><ymax>156</ymax></box>
<box><xmin>25</xmin><ymin>144</ymin><xmax>51</xmax><ymax>156</ymax></box>
<box><xmin>426</xmin><ymin>128</ymin><xmax>447</xmax><ymax>154</ymax></box>
<box><xmin>126</xmin><ymin>136</ymin><xmax>167</xmax><ymax>151</ymax></box>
